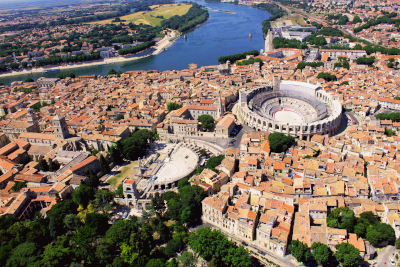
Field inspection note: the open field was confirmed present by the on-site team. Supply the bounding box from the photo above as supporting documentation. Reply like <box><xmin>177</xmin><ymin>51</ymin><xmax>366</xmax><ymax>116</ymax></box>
<box><xmin>107</xmin><ymin>161</ymin><xmax>138</xmax><ymax>190</ymax></box>
<box><xmin>272</xmin><ymin>14</ymin><xmax>308</xmax><ymax>27</ymax></box>
<box><xmin>91</xmin><ymin>3</ymin><xmax>192</xmax><ymax>26</ymax></box>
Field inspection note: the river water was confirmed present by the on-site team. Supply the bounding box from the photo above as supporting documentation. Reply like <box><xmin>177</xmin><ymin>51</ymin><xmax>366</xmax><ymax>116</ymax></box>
<box><xmin>0</xmin><ymin>0</ymin><xmax>270</xmax><ymax>85</ymax></box>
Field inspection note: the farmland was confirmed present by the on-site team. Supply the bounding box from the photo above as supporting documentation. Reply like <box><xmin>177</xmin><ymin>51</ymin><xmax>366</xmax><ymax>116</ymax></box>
<box><xmin>92</xmin><ymin>3</ymin><xmax>192</xmax><ymax>26</ymax></box>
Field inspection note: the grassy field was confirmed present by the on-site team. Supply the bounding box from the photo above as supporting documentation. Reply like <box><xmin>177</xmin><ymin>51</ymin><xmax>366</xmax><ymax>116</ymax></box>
<box><xmin>107</xmin><ymin>160</ymin><xmax>138</xmax><ymax>190</ymax></box>
<box><xmin>272</xmin><ymin>14</ymin><xmax>308</xmax><ymax>27</ymax></box>
<box><xmin>91</xmin><ymin>3</ymin><xmax>192</xmax><ymax>26</ymax></box>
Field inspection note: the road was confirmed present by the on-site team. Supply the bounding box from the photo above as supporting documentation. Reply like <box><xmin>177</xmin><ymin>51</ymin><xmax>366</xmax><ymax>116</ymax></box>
<box><xmin>375</xmin><ymin>246</ymin><xmax>396</xmax><ymax>267</ymax></box>
<box><xmin>345</xmin><ymin>111</ymin><xmax>360</xmax><ymax>125</ymax></box>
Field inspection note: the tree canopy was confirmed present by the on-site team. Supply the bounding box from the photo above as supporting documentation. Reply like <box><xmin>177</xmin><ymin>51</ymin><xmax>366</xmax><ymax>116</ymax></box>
<box><xmin>289</xmin><ymin>240</ymin><xmax>309</xmax><ymax>263</ymax></box>
<box><xmin>189</xmin><ymin>227</ymin><xmax>252</xmax><ymax>267</ymax></box>
<box><xmin>317</xmin><ymin>72</ymin><xmax>337</xmax><ymax>82</ymax></box>
<box><xmin>334</xmin><ymin>243</ymin><xmax>359</xmax><ymax>267</ymax></box>
<box><xmin>198</xmin><ymin>114</ymin><xmax>215</xmax><ymax>131</ymax></box>
<box><xmin>121</xmin><ymin>129</ymin><xmax>155</xmax><ymax>160</ymax></box>
<box><xmin>268</xmin><ymin>132</ymin><xmax>295</xmax><ymax>153</ymax></box>
<box><xmin>376</xmin><ymin>112</ymin><xmax>400</xmax><ymax>122</ymax></box>
<box><xmin>167</xmin><ymin>102</ymin><xmax>182</xmax><ymax>112</ymax></box>
<box><xmin>311</xmin><ymin>242</ymin><xmax>331</xmax><ymax>266</ymax></box>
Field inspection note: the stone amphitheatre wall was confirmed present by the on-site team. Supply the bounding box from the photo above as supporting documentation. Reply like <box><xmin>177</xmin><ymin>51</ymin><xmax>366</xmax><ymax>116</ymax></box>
<box><xmin>238</xmin><ymin>81</ymin><xmax>342</xmax><ymax>141</ymax></box>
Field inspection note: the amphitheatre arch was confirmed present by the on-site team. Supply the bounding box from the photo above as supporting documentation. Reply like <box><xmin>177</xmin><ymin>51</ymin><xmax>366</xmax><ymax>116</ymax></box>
<box><xmin>237</xmin><ymin>80</ymin><xmax>342</xmax><ymax>141</ymax></box>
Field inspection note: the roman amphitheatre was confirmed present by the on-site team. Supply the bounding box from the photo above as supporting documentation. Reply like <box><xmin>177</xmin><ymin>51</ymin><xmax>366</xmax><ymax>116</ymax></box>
<box><xmin>92</xmin><ymin>3</ymin><xmax>192</xmax><ymax>26</ymax></box>
<box><xmin>237</xmin><ymin>78</ymin><xmax>342</xmax><ymax>141</ymax></box>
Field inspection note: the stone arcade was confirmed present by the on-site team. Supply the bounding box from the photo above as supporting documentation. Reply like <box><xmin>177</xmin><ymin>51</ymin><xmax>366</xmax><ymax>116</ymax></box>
<box><xmin>237</xmin><ymin>78</ymin><xmax>342</xmax><ymax>141</ymax></box>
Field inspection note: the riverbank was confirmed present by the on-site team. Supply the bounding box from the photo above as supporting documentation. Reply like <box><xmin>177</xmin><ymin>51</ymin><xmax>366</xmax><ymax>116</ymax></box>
<box><xmin>0</xmin><ymin>0</ymin><xmax>269</xmax><ymax>85</ymax></box>
<box><xmin>0</xmin><ymin>30</ymin><xmax>179</xmax><ymax>79</ymax></box>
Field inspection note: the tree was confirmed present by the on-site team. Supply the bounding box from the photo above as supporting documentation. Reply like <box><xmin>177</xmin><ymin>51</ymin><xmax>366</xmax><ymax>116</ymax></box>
<box><xmin>167</xmin><ymin>102</ymin><xmax>182</xmax><ymax>112</ymax></box>
<box><xmin>177</xmin><ymin>178</ymin><xmax>190</xmax><ymax>189</ymax></box>
<box><xmin>95</xmin><ymin>238</ymin><xmax>114</xmax><ymax>266</ymax></box>
<box><xmin>165</xmin><ymin>238</ymin><xmax>184</xmax><ymax>257</ymax></box>
<box><xmin>334</xmin><ymin>243</ymin><xmax>360</xmax><ymax>267</ymax></box>
<box><xmin>47</xmin><ymin>199</ymin><xmax>78</xmax><ymax>237</ymax></box>
<box><xmin>105</xmin><ymin>218</ymin><xmax>137</xmax><ymax>246</ymax></box>
<box><xmin>9</xmin><ymin>62</ymin><xmax>19</xmax><ymax>70</ymax></box>
<box><xmin>21</xmin><ymin>61</ymin><xmax>28</xmax><ymax>68</ymax></box>
<box><xmin>57</xmin><ymin>73</ymin><xmax>75</xmax><ymax>79</ymax></box>
<box><xmin>366</xmin><ymin>222</ymin><xmax>395</xmax><ymax>245</ymax></box>
<box><xmin>311</xmin><ymin>242</ymin><xmax>331</xmax><ymax>266</ymax></box>
<box><xmin>85</xmin><ymin>212</ymin><xmax>109</xmax><ymax>235</ymax></box>
<box><xmin>6</xmin><ymin>242</ymin><xmax>40</xmax><ymax>267</ymax></box>
<box><xmin>396</xmin><ymin>238</ymin><xmax>400</xmax><ymax>249</ymax></box>
<box><xmin>178</xmin><ymin>251</ymin><xmax>196</xmax><ymax>267</ymax></box>
<box><xmin>116</xmin><ymin>114</ymin><xmax>124</xmax><ymax>120</ymax></box>
<box><xmin>109</xmin><ymin>143</ymin><xmax>123</xmax><ymax>164</ymax></box>
<box><xmin>122</xmin><ymin>129</ymin><xmax>155</xmax><ymax>160</ymax></box>
<box><xmin>116</xmin><ymin>184</ymin><xmax>124</xmax><ymax>198</ymax></box>
<box><xmin>99</xmin><ymin>154</ymin><xmax>110</xmax><ymax>174</ymax></box>
<box><xmin>107</xmin><ymin>68</ymin><xmax>118</xmax><ymax>76</ymax></box>
<box><xmin>189</xmin><ymin>227</ymin><xmax>251</xmax><ymax>267</ymax></box>
<box><xmin>38</xmin><ymin>158</ymin><xmax>49</xmax><ymax>171</ymax></box>
<box><xmin>63</xmin><ymin>214</ymin><xmax>82</xmax><ymax>231</ymax></box>
<box><xmin>146</xmin><ymin>259</ymin><xmax>166</xmax><ymax>267</ymax></box>
<box><xmin>206</xmin><ymin>155</ymin><xmax>225</xmax><ymax>170</ymax></box>
<box><xmin>41</xmin><ymin>236</ymin><xmax>72</xmax><ymax>267</ymax></box>
<box><xmin>353</xmin><ymin>15</ymin><xmax>362</xmax><ymax>24</ymax></box>
<box><xmin>289</xmin><ymin>240</ymin><xmax>309</xmax><ymax>263</ymax></box>
<box><xmin>11</xmin><ymin>181</ymin><xmax>27</xmax><ymax>192</ymax></box>
<box><xmin>85</xmin><ymin>167</ymin><xmax>99</xmax><ymax>188</ymax></box>
<box><xmin>95</xmin><ymin>189</ymin><xmax>115</xmax><ymax>207</ymax></box>
<box><xmin>327</xmin><ymin>207</ymin><xmax>355</xmax><ymax>233</ymax></box>
<box><xmin>197</xmin><ymin>114</ymin><xmax>215</xmax><ymax>132</ymax></box>
<box><xmin>360</xmin><ymin>211</ymin><xmax>379</xmax><ymax>225</ymax></box>
<box><xmin>48</xmin><ymin>158</ymin><xmax>60</xmax><ymax>172</ymax></box>
<box><xmin>72</xmin><ymin>182</ymin><xmax>95</xmax><ymax>208</ymax></box>
<box><xmin>25</xmin><ymin>77</ymin><xmax>34</xmax><ymax>82</ymax></box>
<box><xmin>317</xmin><ymin>72</ymin><xmax>337</xmax><ymax>82</ymax></box>
<box><xmin>356</xmin><ymin>56</ymin><xmax>375</xmax><ymax>66</ymax></box>
<box><xmin>166</xmin><ymin>259</ymin><xmax>179</xmax><ymax>267</ymax></box>
<box><xmin>268</xmin><ymin>132</ymin><xmax>295</xmax><ymax>153</ymax></box>
<box><xmin>150</xmin><ymin>192</ymin><xmax>165</xmax><ymax>217</ymax></box>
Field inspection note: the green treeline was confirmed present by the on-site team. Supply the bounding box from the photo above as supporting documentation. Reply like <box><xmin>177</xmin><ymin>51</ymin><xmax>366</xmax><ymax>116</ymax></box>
<box><xmin>317</xmin><ymin>72</ymin><xmax>337</xmax><ymax>82</ymax></box>
<box><xmin>34</xmin><ymin>53</ymin><xmax>101</xmax><ymax>67</ymax></box>
<box><xmin>118</xmin><ymin>41</ymin><xmax>155</xmax><ymax>56</ymax></box>
<box><xmin>356</xmin><ymin>56</ymin><xmax>375</xmax><ymax>66</ymax></box>
<box><xmin>0</xmin><ymin>0</ymin><xmax>174</xmax><ymax>34</ymax></box>
<box><xmin>161</xmin><ymin>3</ymin><xmax>209</xmax><ymax>32</ymax></box>
<box><xmin>354</xmin><ymin>12</ymin><xmax>398</xmax><ymax>33</ymax></box>
<box><xmin>316</xmin><ymin>27</ymin><xmax>344</xmax><ymax>36</ymax></box>
<box><xmin>327</xmin><ymin>14</ymin><xmax>349</xmax><ymax>25</ymax></box>
<box><xmin>273</xmin><ymin>37</ymin><xmax>308</xmax><ymax>49</ymax></box>
<box><xmin>217</xmin><ymin>50</ymin><xmax>259</xmax><ymax>63</ymax></box>
<box><xmin>254</xmin><ymin>3</ymin><xmax>286</xmax><ymax>35</ymax></box>
<box><xmin>189</xmin><ymin>227</ymin><xmax>252</xmax><ymax>267</ymax></box>
<box><xmin>236</xmin><ymin>57</ymin><xmax>263</xmax><ymax>66</ymax></box>
<box><xmin>376</xmin><ymin>112</ymin><xmax>400</xmax><ymax>122</ymax></box>
<box><xmin>296</xmin><ymin>62</ymin><xmax>324</xmax><ymax>69</ymax></box>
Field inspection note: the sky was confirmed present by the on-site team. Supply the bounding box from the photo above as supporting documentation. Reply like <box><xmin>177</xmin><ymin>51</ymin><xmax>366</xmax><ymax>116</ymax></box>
<box><xmin>0</xmin><ymin>0</ymin><xmax>113</xmax><ymax>11</ymax></box>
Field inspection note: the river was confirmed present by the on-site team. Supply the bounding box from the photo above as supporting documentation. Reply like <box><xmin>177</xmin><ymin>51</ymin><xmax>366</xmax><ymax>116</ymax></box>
<box><xmin>0</xmin><ymin>0</ymin><xmax>270</xmax><ymax>85</ymax></box>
